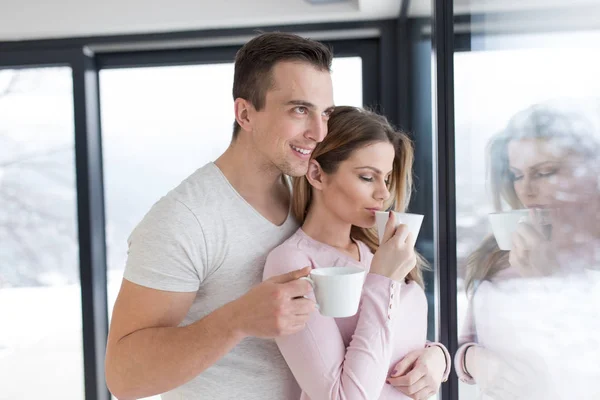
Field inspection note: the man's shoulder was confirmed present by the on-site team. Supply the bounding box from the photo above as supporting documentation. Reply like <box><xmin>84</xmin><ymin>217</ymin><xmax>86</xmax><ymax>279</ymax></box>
<box><xmin>169</xmin><ymin>162</ymin><xmax>223</xmax><ymax>198</ymax></box>
<box><xmin>133</xmin><ymin>163</ymin><xmax>224</xmax><ymax>232</ymax></box>
<box><xmin>162</xmin><ymin>162</ymin><xmax>231</xmax><ymax>216</ymax></box>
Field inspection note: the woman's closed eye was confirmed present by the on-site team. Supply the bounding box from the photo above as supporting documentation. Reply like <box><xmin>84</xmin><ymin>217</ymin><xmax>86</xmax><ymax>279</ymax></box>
<box><xmin>360</xmin><ymin>175</ymin><xmax>390</xmax><ymax>186</ymax></box>
<box><xmin>510</xmin><ymin>169</ymin><xmax>557</xmax><ymax>182</ymax></box>
<box><xmin>534</xmin><ymin>168</ymin><xmax>558</xmax><ymax>178</ymax></box>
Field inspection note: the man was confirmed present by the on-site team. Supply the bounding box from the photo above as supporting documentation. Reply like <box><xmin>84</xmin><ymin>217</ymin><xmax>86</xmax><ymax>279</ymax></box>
<box><xmin>105</xmin><ymin>32</ymin><xmax>335</xmax><ymax>400</ymax></box>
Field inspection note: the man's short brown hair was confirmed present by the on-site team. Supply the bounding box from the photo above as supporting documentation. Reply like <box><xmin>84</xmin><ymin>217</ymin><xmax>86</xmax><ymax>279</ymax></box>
<box><xmin>231</xmin><ymin>32</ymin><xmax>333</xmax><ymax>139</ymax></box>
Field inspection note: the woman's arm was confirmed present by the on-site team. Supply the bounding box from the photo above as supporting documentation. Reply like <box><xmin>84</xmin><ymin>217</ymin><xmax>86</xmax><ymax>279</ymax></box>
<box><xmin>455</xmin><ymin>298</ymin><xmax>478</xmax><ymax>384</ymax></box>
<box><xmin>264</xmin><ymin>246</ymin><xmax>399</xmax><ymax>400</ymax></box>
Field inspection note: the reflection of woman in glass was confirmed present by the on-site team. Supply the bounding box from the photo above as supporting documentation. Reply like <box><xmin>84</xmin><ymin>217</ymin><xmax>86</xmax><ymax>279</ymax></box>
<box><xmin>455</xmin><ymin>101</ymin><xmax>600</xmax><ymax>399</ymax></box>
<box><xmin>263</xmin><ymin>107</ymin><xmax>451</xmax><ymax>399</ymax></box>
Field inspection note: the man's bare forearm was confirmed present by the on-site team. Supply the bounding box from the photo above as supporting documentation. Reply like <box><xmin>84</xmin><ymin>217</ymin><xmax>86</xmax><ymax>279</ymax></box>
<box><xmin>106</xmin><ymin>301</ymin><xmax>245</xmax><ymax>400</ymax></box>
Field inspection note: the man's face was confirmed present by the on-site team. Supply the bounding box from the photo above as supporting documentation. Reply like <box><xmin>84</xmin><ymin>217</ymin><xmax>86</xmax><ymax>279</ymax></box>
<box><xmin>249</xmin><ymin>61</ymin><xmax>335</xmax><ymax>177</ymax></box>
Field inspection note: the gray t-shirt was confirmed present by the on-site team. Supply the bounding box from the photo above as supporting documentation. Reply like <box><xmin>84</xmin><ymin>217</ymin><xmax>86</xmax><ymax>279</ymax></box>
<box><xmin>123</xmin><ymin>162</ymin><xmax>300</xmax><ymax>399</ymax></box>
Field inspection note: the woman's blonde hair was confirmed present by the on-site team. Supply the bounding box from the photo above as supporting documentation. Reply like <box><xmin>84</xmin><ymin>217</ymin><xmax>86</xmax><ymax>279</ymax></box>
<box><xmin>465</xmin><ymin>101</ymin><xmax>600</xmax><ymax>294</ymax></box>
<box><xmin>292</xmin><ymin>106</ymin><xmax>426</xmax><ymax>287</ymax></box>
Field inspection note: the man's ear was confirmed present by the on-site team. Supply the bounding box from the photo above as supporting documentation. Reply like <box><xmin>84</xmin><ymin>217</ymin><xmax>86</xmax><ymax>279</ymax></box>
<box><xmin>306</xmin><ymin>159</ymin><xmax>326</xmax><ymax>190</ymax></box>
<box><xmin>234</xmin><ymin>98</ymin><xmax>255</xmax><ymax>133</ymax></box>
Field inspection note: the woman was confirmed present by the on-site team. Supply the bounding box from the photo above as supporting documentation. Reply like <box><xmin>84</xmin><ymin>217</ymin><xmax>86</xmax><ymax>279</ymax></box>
<box><xmin>263</xmin><ymin>106</ymin><xmax>450</xmax><ymax>400</ymax></box>
<box><xmin>455</xmin><ymin>101</ymin><xmax>600</xmax><ymax>399</ymax></box>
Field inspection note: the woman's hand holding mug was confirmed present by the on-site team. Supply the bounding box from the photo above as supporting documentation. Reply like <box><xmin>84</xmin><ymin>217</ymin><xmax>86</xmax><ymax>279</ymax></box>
<box><xmin>370</xmin><ymin>211</ymin><xmax>417</xmax><ymax>282</ymax></box>
<box><xmin>509</xmin><ymin>208</ymin><xmax>559</xmax><ymax>277</ymax></box>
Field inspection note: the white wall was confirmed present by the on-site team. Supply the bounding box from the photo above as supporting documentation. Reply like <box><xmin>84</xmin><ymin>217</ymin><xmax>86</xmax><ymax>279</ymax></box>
<box><xmin>0</xmin><ymin>0</ymin><xmax>402</xmax><ymax>41</ymax></box>
<box><xmin>409</xmin><ymin>0</ymin><xmax>600</xmax><ymax>17</ymax></box>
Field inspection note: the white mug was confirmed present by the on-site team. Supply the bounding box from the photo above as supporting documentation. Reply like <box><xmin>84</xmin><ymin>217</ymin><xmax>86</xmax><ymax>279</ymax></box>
<box><xmin>300</xmin><ymin>266</ymin><xmax>366</xmax><ymax>318</ymax></box>
<box><xmin>489</xmin><ymin>208</ymin><xmax>553</xmax><ymax>250</ymax></box>
<box><xmin>374</xmin><ymin>211</ymin><xmax>424</xmax><ymax>245</ymax></box>
<box><xmin>488</xmin><ymin>209</ymin><xmax>530</xmax><ymax>250</ymax></box>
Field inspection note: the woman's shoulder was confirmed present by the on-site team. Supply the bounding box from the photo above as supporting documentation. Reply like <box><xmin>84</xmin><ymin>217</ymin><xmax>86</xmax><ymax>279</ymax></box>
<box><xmin>263</xmin><ymin>229</ymin><xmax>314</xmax><ymax>280</ymax></box>
<box><xmin>269</xmin><ymin>231</ymin><xmax>312</xmax><ymax>259</ymax></box>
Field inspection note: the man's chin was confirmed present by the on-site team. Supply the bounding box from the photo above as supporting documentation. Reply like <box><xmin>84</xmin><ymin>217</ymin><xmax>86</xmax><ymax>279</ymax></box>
<box><xmin>282</xmin><ymin>163</ymin><xmax>309</xmax><ymax>177</ymax></box>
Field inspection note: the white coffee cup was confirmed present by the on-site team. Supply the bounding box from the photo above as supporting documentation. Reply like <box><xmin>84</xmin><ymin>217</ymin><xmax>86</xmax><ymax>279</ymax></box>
<box><xmin>300</xmin><ymin>266</ymin><xmax>366</xmax><ymax>318</ymax></box>
<box><xmin>488</xmin><ymin>209</ymin><xmax>530</xmax><ymax>250</ymax></box>
<box><xmin>374</xmin><ymin>211</ymin><xmax>424</xmax><ymax>245</ymax></box>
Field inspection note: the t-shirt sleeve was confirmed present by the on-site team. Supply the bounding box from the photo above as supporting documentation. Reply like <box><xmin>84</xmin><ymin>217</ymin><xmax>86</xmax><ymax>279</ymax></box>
<box><xmin>263</xmin><ymin>245</ymin><xmax>398</xmax><ymax>400</ymax></box>
<box><xmin>123</xmin><ymin>197</ymin><xmax>208</xmax><ymax>292</ymax></box>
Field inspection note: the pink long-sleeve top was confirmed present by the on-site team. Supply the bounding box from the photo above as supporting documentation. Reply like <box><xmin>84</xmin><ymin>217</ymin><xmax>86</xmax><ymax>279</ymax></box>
<box><xmin>454</xmin><ymin>266</ymin><xmax>600</xmax><ymax>399</ymax></box>
<box><xmin>263</xmin><ymin>228</ymin><xmax>448</xmax><ymax>400</ymax></box>
<box><xmin>454</xmin><ymin>267</ymin><xmax>522</xmax><ymax>384</ymax></box>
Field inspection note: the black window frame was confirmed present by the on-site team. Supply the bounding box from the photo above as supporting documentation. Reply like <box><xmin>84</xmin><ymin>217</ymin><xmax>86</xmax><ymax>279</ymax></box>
<box><xmin>0</xmin><ymin>48</ymin><xmax>108</xmax><ymax>400</ymax></box>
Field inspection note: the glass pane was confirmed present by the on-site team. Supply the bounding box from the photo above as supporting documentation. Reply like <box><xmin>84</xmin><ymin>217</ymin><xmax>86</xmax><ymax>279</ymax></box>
<box><xmin>101</xmin><ymin>56</ymin><xmax>362</xmax><ymax>400</ymax></box>
<box><xmin>454</xmin><ymin>4</ymin><xmax>600</xmax><ymax>400</ymax></box>
<box><xmin>0</xmin><ymin>67</ymin><xmax>83</xmax><ymax>399</ymax></box>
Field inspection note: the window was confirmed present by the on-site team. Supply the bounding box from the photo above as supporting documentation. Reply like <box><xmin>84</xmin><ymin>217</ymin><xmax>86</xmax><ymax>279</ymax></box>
<box><xmin>0</xmin><ymin>67</ymin><xmax>84</xmax><ymax>400</ymax></box>
<box><xmin>454</xmin><ymin>29</ymin><xmax>600</xmax><ymax>400</ymax></box>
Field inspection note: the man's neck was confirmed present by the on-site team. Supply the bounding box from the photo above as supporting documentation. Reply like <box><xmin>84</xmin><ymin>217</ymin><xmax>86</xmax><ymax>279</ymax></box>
<box><xmin>214</xmin><ymin>137</ymin><xmax>287</xmax><ymax>202</ymax></box>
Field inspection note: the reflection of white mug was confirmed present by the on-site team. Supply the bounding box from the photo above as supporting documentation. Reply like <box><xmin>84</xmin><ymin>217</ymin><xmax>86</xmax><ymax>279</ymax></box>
<box><xmin>488</xmin><ymin>209</ymin><xmax>530</xmax><ymax>250</ymax></box>
<box><xmin>300</xmin><ymin>266</ymin><xmax>366</xmax><ymax>318</ymax></box>
<box><xmin>374</xmin><ymin>211</ymin><xmax>424</xmax><ymax>245</ymax></box>
<box><xmin>489</xmin><ymin>209</ymin><xmax>553</xmax><ymax>250</ymax></box>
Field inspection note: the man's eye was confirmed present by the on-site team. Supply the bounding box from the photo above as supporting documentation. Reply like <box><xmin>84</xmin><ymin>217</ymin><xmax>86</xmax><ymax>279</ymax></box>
<box><xmin>294</xmin><ymin>107</ymin><xmax>308</xmax><ymax>114</ymax></box>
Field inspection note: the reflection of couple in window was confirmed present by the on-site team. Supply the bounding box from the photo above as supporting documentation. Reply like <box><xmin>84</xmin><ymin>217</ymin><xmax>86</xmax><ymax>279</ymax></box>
<box><xmin>456</xmin><ymin>100</ymin><xmax>600</xmax><ymax>399</ymax></box>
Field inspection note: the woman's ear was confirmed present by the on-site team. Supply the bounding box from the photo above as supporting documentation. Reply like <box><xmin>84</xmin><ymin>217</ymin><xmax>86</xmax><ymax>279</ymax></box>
<box><xmin>306</xmin><ymin>160</ymin><xmax>326</xmax><ymax>190</ymax></box>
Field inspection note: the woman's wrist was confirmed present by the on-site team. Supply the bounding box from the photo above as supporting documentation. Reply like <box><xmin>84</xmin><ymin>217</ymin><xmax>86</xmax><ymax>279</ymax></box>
<box><xmin>454</xmin><ymin>342</ymin><xmax>478</xmax><ymax>384</ymax></box>
<box><xmin>464</xmin><ymin>344</ymin><xmax>478</xmax><ymax>378</ymax></box>
<box><xmin>425</xmin><ymin>342</ymin><xmax>451</xmax><ymax>381</ymax></box>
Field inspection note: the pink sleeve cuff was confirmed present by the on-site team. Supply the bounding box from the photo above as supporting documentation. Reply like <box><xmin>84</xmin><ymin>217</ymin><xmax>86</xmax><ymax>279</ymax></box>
<box><xmin>425</xmin><ymin>342</ymin><xmax>451</xmax><ymax>382</ymax></box>
<box><xmin>454</xmin><ymin>342</ymin><xmax>477</xmax><ymax>384</ymax></box>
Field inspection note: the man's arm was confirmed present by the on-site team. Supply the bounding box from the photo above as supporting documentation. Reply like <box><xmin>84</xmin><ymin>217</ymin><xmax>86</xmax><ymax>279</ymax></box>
<box><xmin>105</xmin><ymin>268</ymin><xmax>314</xmax><ymax>400</ymax></box>
<box><xmin>105</xmin><ymin>279</ymin><xmax>240</xmax><ymax>399</ymax></box>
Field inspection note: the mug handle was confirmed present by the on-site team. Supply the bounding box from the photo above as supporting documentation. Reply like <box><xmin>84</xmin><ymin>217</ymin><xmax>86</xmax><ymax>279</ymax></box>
<box><xmin>298</xmin><ymin>276</ymin><xmax>319</xmax><ymax>310</ymax></box>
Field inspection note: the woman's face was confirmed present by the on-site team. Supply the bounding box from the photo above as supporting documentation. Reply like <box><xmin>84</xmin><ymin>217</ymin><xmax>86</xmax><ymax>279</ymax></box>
<box><xmin>319</xmin><ymin>141</ymin><xmax>395</xmax><ymax>228</ymax></box>
<box><xmin>507</xmin><ymin>138</ymin><xmax>597</xmax><ymax>208</ymax></box>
